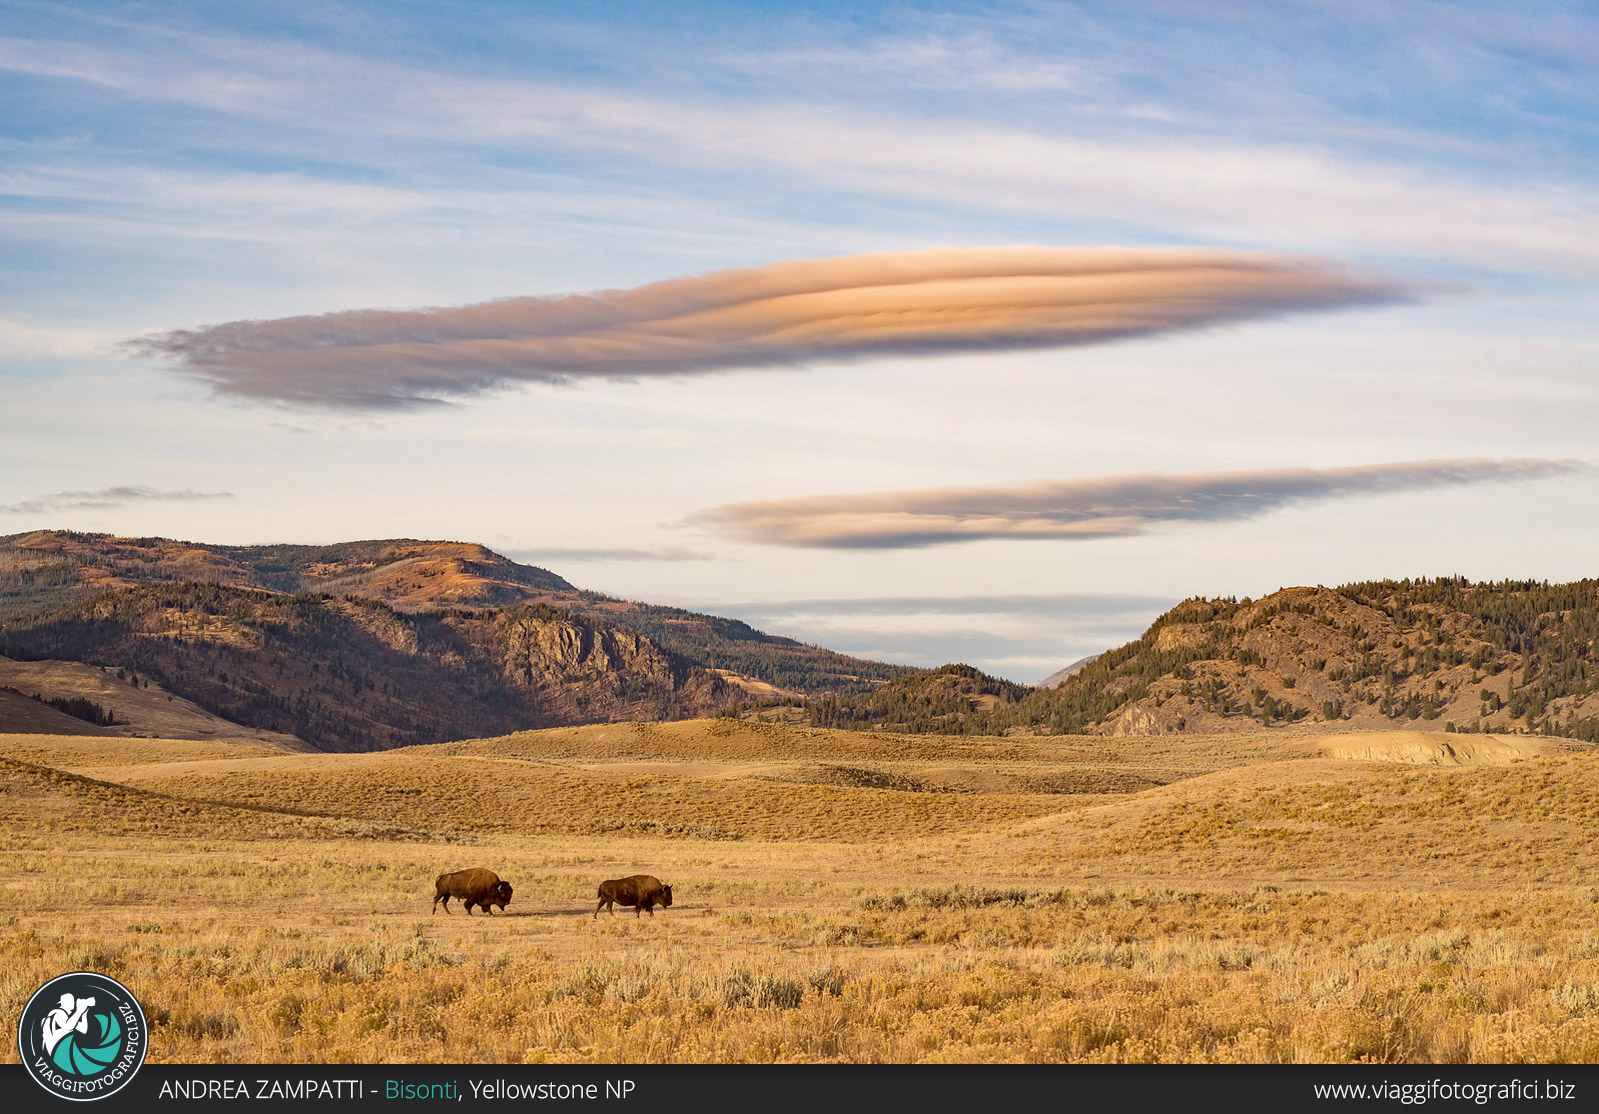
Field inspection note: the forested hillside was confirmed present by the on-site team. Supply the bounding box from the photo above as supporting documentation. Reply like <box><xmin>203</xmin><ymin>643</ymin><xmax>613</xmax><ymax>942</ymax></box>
<box><xmin>0</xmin><ymin>584</ymin><xmax>736</xmax><ymax>750</ymax></box>
<box><xmin>0</xmin><ymin>531</ymin><xmax>914</xmax><ymax>698</ymax></box>
<box><xmin>809</xmin><ymin>579</ymin><xmax>1599</xmax><ymax>741</ymax></box>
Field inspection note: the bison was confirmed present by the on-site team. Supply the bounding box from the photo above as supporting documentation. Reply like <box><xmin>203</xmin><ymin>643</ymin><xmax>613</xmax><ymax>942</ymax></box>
<box><xmin>595</xmin><ymin>874</ymin><xmax>673</xmax><ymax>919</ymax></box>
<box><xmin>433</xmin><ymin>868</ymin><xmax>513</xmax><ymax>915</ymax></box>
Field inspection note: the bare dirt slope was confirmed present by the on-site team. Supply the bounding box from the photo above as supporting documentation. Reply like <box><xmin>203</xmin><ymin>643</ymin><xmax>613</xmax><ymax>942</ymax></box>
<box><xmin>1318</xmin><ymin>730</ymin><xmax>1560</xmax><ymax>765</ymax></box>
<box><xmin>0</xmin><ymin>655</ymin><xmax>308</xmax><ymax>748</ymax></box>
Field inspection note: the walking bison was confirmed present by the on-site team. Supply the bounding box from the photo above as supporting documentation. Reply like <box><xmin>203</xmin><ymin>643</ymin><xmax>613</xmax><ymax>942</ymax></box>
<box><xmin>595</xmin><ymin>874</ymin><xmax>673</xmax><ymax>918</ymax></box>
<box><xmin>433</xmin><ymin>868</ymin><xmax>513</xmax><ymax>915</ymax></box>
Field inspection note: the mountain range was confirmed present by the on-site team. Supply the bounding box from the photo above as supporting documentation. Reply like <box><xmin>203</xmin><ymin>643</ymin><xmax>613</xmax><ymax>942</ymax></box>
<box><xmin>0</xmin><ymin>530</ymin><xmax>912</xmax><ymax>749</ymax></box>
<box><xmin>6</xmin><ymin>531</ymin><xmax>1595</xmax><ymax>752</ymax></box>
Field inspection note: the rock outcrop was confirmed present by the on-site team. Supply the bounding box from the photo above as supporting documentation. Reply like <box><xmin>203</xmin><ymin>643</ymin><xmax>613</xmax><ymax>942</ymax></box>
<box><xmin>0</xmin><ymin>587</ymin><xmax>739</xmax><ymax>750</ymax></box>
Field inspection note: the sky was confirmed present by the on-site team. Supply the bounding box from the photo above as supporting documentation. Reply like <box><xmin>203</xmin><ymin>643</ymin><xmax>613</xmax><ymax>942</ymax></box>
<box><xmin>2</xmin><ymin>0</ymin><xmax>1597</xmax><ymax>682</ymax></box>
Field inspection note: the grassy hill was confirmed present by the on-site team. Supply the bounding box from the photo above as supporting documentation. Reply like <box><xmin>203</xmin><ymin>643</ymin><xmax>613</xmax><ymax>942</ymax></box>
<box><xmin>812</xmin><ymin>578</ymin><xmax>1599</xmax><ymax>741</ymax></box>
<box><xmin>5</xmin><ymin>720</ymin><xmax>1599</xmax><ymax>1063</ymax></box>
<box><xmin>809</xmin><ymin>664</ymin><xmax>1032</xmax><ymax>733</ymax></box>
<box><xmin>0</xmin><ymin>654</ymin><xmax>308</xmax><ymax>747</ymax></box>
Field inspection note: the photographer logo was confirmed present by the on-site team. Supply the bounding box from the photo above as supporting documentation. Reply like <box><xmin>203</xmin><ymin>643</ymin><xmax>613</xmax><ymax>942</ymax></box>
<box><xmin>18</xmin><ymin>972</ymin><xmax>147</xmax><ymax>1101</ymax></box>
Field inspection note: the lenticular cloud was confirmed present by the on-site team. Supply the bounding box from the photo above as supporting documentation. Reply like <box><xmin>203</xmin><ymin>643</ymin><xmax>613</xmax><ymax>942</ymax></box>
<box><xmin>697</xmin><ymin>459</ymin><xmax>1586</xmax><ymax>549</ymax></box>
<box><xmin>126</xmin><ymin>246</ymin><xmax>1412</xmax><ymax>409</ymax></box>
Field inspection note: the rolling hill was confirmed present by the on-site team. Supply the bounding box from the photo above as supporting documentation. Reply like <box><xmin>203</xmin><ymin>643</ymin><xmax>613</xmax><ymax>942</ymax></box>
<box><xmin>0</xmin><ymin>653</ymin><xmax>307</xmax><ymax>747</ymax></box>
<box><xmin>7</xmin><ymin>718</ymin><xmax>1599</xmax><ymax>1063</ymax></box>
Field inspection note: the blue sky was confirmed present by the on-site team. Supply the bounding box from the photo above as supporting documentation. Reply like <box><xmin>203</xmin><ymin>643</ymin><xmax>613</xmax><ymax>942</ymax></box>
<box><xmin>2</xmin><ymin>1</ymin><xmax>1597</xmax><ymax>681</ymax></box>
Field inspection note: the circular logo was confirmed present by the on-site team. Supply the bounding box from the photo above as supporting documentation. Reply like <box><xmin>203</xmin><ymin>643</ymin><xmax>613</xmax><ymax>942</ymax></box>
<box><xmin>17</xmin><ymin>972</ymin><xmax>147</xmax><ymax>1102</ymax></box>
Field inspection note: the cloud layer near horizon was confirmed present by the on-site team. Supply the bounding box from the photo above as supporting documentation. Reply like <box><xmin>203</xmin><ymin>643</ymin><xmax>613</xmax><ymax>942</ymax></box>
<box><xmin>702</xmin><ymin>592</ymin><xmax>1179</xmax><ymax>682</ymax></box>
<box><xmin>0</xmin><ymin>486</ymin><xmax>233</xmax><ymax>515</ymax></box>
<box><xmin>127</xmin><ymin>246</ymin><xmax>1411</xmax><ymax>409</ymax></box>
<box><xmin>698</xmin><ymin>459</ymin><xmax>1585</xmax><ymax>549</ymax></box>
<box><xmin>505</xmin><ymin>546</ymin><xmax>709</xmax><ymax>563</ymax></box>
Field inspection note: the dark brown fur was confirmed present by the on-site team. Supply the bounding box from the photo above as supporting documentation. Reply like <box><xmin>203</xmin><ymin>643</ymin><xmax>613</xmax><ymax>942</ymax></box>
<box><xmin>433</xmin><ymin>867</ymin><xmax>513</xmax><ymax>915</ymax></box>
<box><xmin>595</xmin><ymin>874</ymin><xmax>673</xmax><ymax>919</ymax></box>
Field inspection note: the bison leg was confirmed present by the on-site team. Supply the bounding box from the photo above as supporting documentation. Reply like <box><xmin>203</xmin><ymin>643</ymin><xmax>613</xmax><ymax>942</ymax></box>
<box><xmin>437</xmin><ymin>895</ymin><xmax>451</xmax><ymax>914</ymax></box>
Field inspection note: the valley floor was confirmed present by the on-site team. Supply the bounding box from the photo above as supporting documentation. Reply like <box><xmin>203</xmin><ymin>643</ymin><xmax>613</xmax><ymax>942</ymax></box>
<box><xmin>3</xmin><ymin>721</ymin><xmax>1598</xmax><ymax>1063</ymax></box>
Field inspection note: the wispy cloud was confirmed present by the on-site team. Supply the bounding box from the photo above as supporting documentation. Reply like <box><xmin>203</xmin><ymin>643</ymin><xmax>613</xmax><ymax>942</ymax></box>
<box><xmin>506</xmin><ymin>546</ymin><xmax>709</xmax><ymax>563</ymax></box>
<box><xmin>0</xmin><ymin>317</ymin><xmax>115</xmax><ymax>359</ymax></box>
<box><xmin>6</xmin><ymin>25</ymin><xmax>1598</xmax><ymax>273</ymax></box>
<box><xmin>698</xmin><ymin>459</ymin><xmax>1586</xmax><ymax>549</ymax></box>
<box><xmin>716</xmin><ymin>34</ymin><xmax>1090</xmax><ymax>93</ymax></box>
<box><xmin>723</xmin><ymin>592</ymin><xmax>1177</xmax><ymax>619</ymax></box>
<box><xmin>0</xmin><ymin>486</ymin><xmax>234</xmax><ymax>514</ymax></box>
<box><xmin>125</xmin><ymin>246</ymin><xmax>1407</xmax><ymax>409</ymax></box>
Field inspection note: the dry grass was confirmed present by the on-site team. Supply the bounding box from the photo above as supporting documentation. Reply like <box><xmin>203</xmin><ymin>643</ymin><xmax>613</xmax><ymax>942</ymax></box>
<box><xmin>424</xmin><ymin>717</ymin><xmax>1314</xmax><ymax>771</ymax></box>
<box><xmin>0</xmin><ymin>757</ymin><xmax>419</xmax><ymax>841</ymax></box>
<box><xmin>100</xmin><ymin>757</ymin><xmax>1067</xmax><ymax>843</ymax></box>
<box><xmin>4</xmin><ymin>721</ymin><xmax>1599</xmax><ymax>1063</ymax></box>
<box><xmin>0</xmin><ymin>659</ymin><xmax>307</xmax><ymax>748</ymax></box>
<box><xmin>993</xmin><ymin>755</ymin><xmax>1599</xmax><ymax>887</ymax></box>
<box><xmin>0</xmin><ymin>733</ymin><xmax>288</xmax><ymax>767</ymax></box>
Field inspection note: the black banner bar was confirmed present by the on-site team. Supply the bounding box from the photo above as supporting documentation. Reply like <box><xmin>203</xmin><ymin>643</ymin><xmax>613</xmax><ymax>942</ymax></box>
<box><xmin>6</xmin><ymin>1063</ymin><xmax>1596</xmax><ymax>1114</ymax></box>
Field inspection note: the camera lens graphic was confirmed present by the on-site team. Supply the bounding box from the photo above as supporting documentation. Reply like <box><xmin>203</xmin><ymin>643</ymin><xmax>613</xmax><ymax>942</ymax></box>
<box><xmin>18</xmin><ymin>972</ymin><xmax>147</xmax><ymax>1101</ymax></box>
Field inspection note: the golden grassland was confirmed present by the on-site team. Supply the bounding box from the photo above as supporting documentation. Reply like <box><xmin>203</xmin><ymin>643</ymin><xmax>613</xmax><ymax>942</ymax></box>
<box><xmin>4</xmin><ymin>721</ymin><xmax>1599</xmax><ymax>1063</ymax></box>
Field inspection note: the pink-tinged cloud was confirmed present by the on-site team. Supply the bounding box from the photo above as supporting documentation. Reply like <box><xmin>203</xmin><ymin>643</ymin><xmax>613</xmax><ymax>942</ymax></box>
<box><xmin>696</xmin><ymin>459</ymin><xmax>1586</xmax><ymax>549</ymax></box>
<box><xmin>126</xmin><ymin>246</ymin><xmax>1412</xmax><ymax>409</ymax></box>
